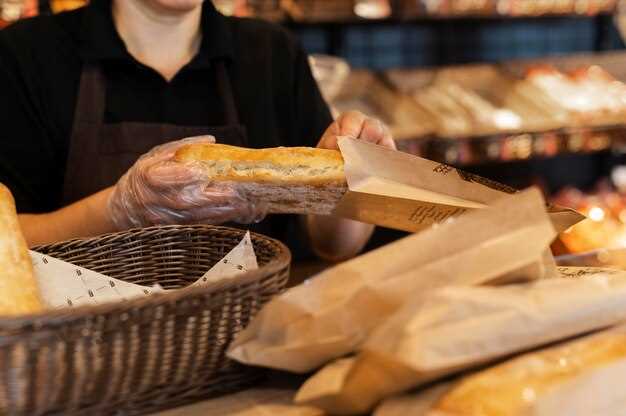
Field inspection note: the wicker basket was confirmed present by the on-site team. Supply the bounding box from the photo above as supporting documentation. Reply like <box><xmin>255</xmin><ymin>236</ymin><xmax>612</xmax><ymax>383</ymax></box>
<box><xmin>0</xmin><ymin>225</ymin><xmax>291</xmax><ymax>416</ymax></box>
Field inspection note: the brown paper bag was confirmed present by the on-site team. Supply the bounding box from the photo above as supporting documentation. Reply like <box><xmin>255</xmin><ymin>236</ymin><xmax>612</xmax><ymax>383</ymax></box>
<box><xmin>295</xmin><ymin>270</ymin><xmax>626</xmax><ymax>414</ymax></box>
<box><xmin>374</xmin><ymin>384</ymin><xmax>452</xmax><ymax>416</ymax></box>
<box><xmin>228</xmin><ymin>188</ymin><xmax>556</xmax><ymax>373</ymax></box>
<box><xmin>430</xmin><ymin>325</ymin><xmax>626</xmax><ymax>416</ymax></box>
<box><xmin>558</xmin><ymin>266</ymin><xmax>624</xmax><ymax>277</ymax></box>
<box><xmin>294</xmin><ymin>355</ymin><xmax>420</xmax><ymax>415</ymax></box>
<box><xmin>333</xmin><ymin>137</ymin><xmax>583</xmax><ymax>233</ymax></box>
<box><xmin>154</xmin><ymin>388</ymin><xmax>323</xmax><ymax>416</ymax></box>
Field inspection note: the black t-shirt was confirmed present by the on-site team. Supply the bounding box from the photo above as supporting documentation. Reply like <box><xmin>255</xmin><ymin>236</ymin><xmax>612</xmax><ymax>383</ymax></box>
<box><xmin>0</xmin><ymin>0</ymin><xmax>332</xmax><ymax>214</ymax></box>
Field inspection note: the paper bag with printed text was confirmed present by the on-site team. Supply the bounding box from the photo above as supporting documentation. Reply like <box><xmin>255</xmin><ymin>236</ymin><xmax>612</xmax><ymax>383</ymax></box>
<box><xmin>229</xmin><ymin>188</ymin><xmax>557</xmax><ymax>373</ymax></box>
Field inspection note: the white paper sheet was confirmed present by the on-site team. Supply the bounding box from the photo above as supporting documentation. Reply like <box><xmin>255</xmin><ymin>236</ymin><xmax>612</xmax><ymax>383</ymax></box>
<box><xmin>30</xmin><ymin>251</ymin><xmax>164</xmax><ymax>309</ymax></box>
<box><xmin>191</xmin><ymin>231</ymin><xmax>258</xmax><ymax>287</ymax></box>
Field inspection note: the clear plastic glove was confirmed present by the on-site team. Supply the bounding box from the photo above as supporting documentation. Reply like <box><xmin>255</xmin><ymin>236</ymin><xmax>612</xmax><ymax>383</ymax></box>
<box><xmin>108</xmin><ymin>136</ymin><xmax>267</xmax><ymax>230</ymax></box>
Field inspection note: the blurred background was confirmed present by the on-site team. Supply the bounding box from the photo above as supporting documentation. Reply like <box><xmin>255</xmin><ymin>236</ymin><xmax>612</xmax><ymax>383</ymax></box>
<box><xmin>7</xmin><ymin>0</ymin><xmax>626</xmax><ymax>268</ymax></box>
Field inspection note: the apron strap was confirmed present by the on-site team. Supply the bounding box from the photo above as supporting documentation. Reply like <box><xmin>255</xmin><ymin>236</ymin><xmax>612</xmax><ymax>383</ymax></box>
<box><xmin>214</xmin><ymin>61</ymin><xmax>240</xmax><ymax>126</ymax></box>
<box><xmin>73</xmin><ymin>63</ymin><xmax>107</xmax><ymax>125</ymax></box>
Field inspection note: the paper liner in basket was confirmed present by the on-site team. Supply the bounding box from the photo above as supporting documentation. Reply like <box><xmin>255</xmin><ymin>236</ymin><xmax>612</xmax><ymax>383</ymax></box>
<box><xmin>333</xmin><ymin>137</ymin><xmax>583</xmax><ymax>233</ymax></box>
<box><xmin>428</xmin><ymin>325</ymin><xmax>626</xmax><ymax>416</ymax></box>
<box><xmin>295</xmin><ymin>269</ymin><xmax>626</xmax><ymax>414</ymax></box>
<box><xmin>228</xmin><ymin>188</ymin><xmax>556</xmax><ymax>373</ymax></box>
<box><xmin>30</xmin><ymin>232</ymin><xmax>257</xmax><ymax>310</ymax></box>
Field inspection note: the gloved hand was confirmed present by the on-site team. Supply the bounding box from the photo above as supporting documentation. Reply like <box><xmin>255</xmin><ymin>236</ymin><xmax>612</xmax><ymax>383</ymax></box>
<box><xmin>108</xmin><ymin>136</ymin><xmax>267</xmax><ymax>230</ymax></box>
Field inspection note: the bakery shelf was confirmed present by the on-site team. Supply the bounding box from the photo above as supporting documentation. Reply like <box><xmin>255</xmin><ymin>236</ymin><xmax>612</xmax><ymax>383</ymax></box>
<box><xmin>281</xmin><ymin>0</ymin><xmax>617</xmax><ymax>24</ymax></box>
<box><xmin>365</xmin><ymin>51</ymin><xmax>626</xmax><ymax>165</ymax></box>
<box><xmin>398</xmin><ymin>125</ymin><xmax>622</xmax><ymax>166</ymax></box>
<box><xmin>282</xmin><ymin>12</ymin><xmax>616</xmax><ymax>27</ymax></box>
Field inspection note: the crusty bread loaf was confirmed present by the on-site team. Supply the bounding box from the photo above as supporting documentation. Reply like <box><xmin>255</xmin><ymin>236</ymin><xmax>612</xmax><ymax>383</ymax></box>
<box><xmin>433</xmin><ymin>327</ymin><xmax>626</xmax><ymax>416</ymax></box>
<box><xmin>174</xmin><ymin>143</ymin><xmax>348</xmax><ymax>215</ymax></box>
<box><xmin>0</xmin><ymin>183</ymin><xmax>43</xmax><ymax>315</ymax></box>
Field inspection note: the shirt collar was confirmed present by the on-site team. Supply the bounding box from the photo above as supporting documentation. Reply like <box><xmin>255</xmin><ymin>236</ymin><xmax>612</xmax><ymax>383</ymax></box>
<box><xmin>79</xmin><ymin>0</ymin><xmax>235</xmax><ymax>67</ymax></box>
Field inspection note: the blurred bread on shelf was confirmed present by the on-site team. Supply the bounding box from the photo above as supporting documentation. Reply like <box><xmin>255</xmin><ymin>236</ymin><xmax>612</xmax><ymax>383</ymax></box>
<box><xmin>282</xmin><ymin>0</ymin><xmax>359</xmax><ymax>21</ymax></box>
<box><xmin>552</xmin><ymin>185</ymin><xmax>626</xmax><ymax>255</ymax></box>
<box><xmin>437</xmin><ymin>65</ymin><xmax>568</xmax><ymax>132</ymax></box>
<box><xmin>518</xmin><ymin>65</ymin><xmax>626</xmax><ymax>127</ymax></box>
<box><xmin>49</xmin><ymin>0</ymin><xmax>87</xmax><ymax>13</ymax></box>
<box><xmin>396</xmin><ymin>0</ymin><xmax>616</xmax><ymax>18</ymax></box>
<box><xmin>330</xmin><ymin>69</ymin><xmax>435</xmax><ymax>141</ymax></box>
<box><xmin>213</xmin><ymin>0</ymin><xmax>285</xmax><ymax>20</ymax></box>
<box><xmin>388</xmin><ymin>64</ymin><xmax>564</xmax><ymax>138</ymax></box>
<box><xmin>309</xmin><ymin>54</ymin><xmax>351</xmax><ymax>104</ymax></box>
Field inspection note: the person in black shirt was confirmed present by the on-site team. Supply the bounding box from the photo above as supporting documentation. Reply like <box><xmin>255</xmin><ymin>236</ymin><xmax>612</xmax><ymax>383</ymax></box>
<box><xmin>0</xmin><ymin>0</ymin><xmax>394</xmax><ymax>261</ymax></box>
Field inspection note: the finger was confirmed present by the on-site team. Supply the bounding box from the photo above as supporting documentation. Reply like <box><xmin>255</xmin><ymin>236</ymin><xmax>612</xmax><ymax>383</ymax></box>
<box><xmin>360</xmin><ymin>118</ymin><xmax>386</xmax><ymax>144</ymax></box>
<box><xmin>148</xmin><ymin>206</ymin><xmax>208</xmax><ymax>225</ymax></box>
<box><xmin>144</xmin><ymin>157</ymin><xmax>214</xmax><ymax>189</ymax></box>
<box><xmin>176</xmin><ymin>200</ymin><xmax>255</xmax><ymax>225</ymax></box>
<box><xmin>380</xmin><ymin>136</ymin><xmax>396</xmax><ymax>150</ymax></box>
<box><xmin>337</xmin><ymin>110</ymin><xmax>367</xmax><ymax>138</ymax></box>
<box><xmin>317</xmin><ymin>110</ymin><xmax>369</xmax><ymax>150</ymax></box>
<box><xmin>379</xmin><ymin>122</ymin><xmax>397</xmax><ymax>150</ymax></box>
<box><xmin>132</xmin><ymin>186</ymin><xmax>191</xmax><ymax>213</ymax></box>
<box><xmin>143</xmin><ymin>208</ymin><xmax>181</xmax><ymax>225</ymax></box>
<box><xmin>317</xmin><ymin>120</ymin><xmax>341</xmax><ymax>150</ymax></box>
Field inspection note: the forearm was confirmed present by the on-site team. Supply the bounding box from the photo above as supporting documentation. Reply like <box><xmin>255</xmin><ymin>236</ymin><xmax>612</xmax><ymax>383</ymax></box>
<box><xmin>307</xmin><ymin>110</ymin><xmax>394</xmax><ymax>262</ymax></box>
<box><xmin>306</xmin><ymin>214</ymin><xmax>374</xmax><ymax>262</ymax></box>
<box><xmin>19</xmin><ymin>187</ymin><xmax>117</xmax><ymax>247</ymax></box>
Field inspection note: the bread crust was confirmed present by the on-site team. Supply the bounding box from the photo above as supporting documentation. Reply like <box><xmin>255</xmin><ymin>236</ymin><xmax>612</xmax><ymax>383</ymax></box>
<box><xmin>175</xmin><ymin>144</ymin><xmax>349</xmax><ymax>215</ymax></box>
<box><xmin>435</xmin><ymin>329</ymin><xmax>626</xmax><ymax>416</ymax></box>
<box><xmin>175</xmin><ymin>143</ymin><xmax>346</xmax><ymax>184</ymax></box>
<box><xmin>0</xmin><ymin>183</ymin><xmax>43</xmax><ymax>315</ymax></box>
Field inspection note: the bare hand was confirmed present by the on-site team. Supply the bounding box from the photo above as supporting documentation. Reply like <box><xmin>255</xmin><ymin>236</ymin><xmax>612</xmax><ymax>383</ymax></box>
<box><xmin>317</xmin><ymin>110</ymin><xmax>396</xmax><ymax>151</ymax></box>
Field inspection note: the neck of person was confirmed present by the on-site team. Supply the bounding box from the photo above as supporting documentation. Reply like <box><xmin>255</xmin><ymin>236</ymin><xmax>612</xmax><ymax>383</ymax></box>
<box><xmin>112</xmin><ymin>0</ymin><xmax>203</xmax><ymax>82</ymax></box>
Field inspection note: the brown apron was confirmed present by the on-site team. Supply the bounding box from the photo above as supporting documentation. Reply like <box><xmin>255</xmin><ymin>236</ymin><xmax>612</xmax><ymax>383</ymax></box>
<box><xmin>61</xmin><ymin>59</ymin><xmax>309</xmax><ymax>258</ymax></box>
<box><xmin>62</xmin><ymin>61</ymin><xmax>246</xmax><ymax>204</ymax></box>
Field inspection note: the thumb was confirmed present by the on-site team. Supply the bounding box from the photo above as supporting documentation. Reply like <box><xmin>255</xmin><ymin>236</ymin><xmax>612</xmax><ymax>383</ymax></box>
<box><xmin>148</xmin><ymin>135</ymin><xmax>217</xmax><ymax>162</ymax></box>
<box><xmin>145</xmin><ymin>159</ymin><xmax>208</xmax><ymax>189</ymax></box>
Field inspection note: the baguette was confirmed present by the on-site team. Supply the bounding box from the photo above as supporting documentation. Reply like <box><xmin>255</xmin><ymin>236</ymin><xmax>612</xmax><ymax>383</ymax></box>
<box><xmin>174</xmin><ymin>143</ymin><xmax>348</xmax><ymax>215</ymax></box>
<box><xmin>0</xmin><ymin>184</ymin><xmax>43</xmax><ymax>315</ymax></box>
<box><xmin>433</xmin><ymin>326</ymin><xmax>626</xmax><ymax>416</ymax></box>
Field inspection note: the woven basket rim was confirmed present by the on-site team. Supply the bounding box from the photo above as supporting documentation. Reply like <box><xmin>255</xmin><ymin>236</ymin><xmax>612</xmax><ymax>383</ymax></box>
<box><xmin>0</xmin><ymin>224</ymin><xmax>291</xmax><ymax>331</ymax></box>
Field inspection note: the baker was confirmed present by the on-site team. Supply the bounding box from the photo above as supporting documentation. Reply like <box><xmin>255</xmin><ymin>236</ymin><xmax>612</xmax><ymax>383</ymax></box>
<box><xmin>0</xmin><ymin>0</ymin><xmax>395</xmax><ymax>261</ymax></box>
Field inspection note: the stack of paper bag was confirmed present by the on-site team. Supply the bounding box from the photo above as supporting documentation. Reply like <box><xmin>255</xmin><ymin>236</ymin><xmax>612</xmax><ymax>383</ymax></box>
<box><xmin>228</xmin><ymin>188</ymin><xmax>557</xmax><ymax>373</ymax></box>
<box><xmin>295</xmin><ymin>269</ymin><xmax>626</xmax><ymax>414</ymax></box>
